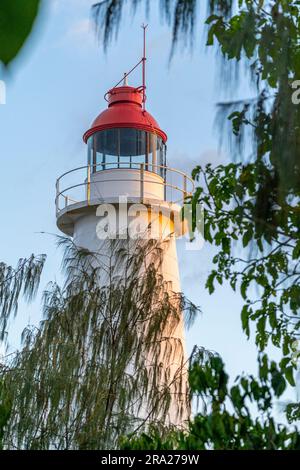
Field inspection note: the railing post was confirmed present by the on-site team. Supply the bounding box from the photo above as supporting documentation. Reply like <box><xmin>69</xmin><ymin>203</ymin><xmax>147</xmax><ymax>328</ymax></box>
<box><xmin>87</xmin><ymin>164</ymin><xmax>91</xmax><ymax>205</ymax></box>
<box><xmin>55</xmin><ymin>179</ymin><xmax>59</xmax><ymax>215</ymax></box>
<box><xmin>151</xmin><ymin>134</ymin><xmax>157</xmax><ymax>173</ymax></box>
<box><xmin>65</xmin><ymin>196</ymin><xmax>69</xmax><ymax>208</ymax></box>
<box><xmin>183</xmin><ymin>174</ymin><xmax>187</xmax><ymax>199</ymax></box>
<box><xmin>140</xmin><ymin>163</ymin><xmax>144</xmax><ymax>201</ymax></box>
<box><xmin>164</xmin><ymin>167</ymin><xmax>167</xmax><ymax>201</ymax></box>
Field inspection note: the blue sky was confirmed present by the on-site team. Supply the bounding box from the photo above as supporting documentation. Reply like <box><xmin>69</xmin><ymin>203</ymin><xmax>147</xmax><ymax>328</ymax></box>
<box><xmin>0</xmin><ymin>0</ymin><xmax>286</xmax><ymax>397</ymax></box>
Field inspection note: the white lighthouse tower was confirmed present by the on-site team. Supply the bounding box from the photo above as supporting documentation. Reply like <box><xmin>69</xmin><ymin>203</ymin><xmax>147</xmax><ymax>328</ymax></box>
<box><xmin>55</xmin><ymin>34</ymin><xmax>193</xmax><ymax>426</ymax></box>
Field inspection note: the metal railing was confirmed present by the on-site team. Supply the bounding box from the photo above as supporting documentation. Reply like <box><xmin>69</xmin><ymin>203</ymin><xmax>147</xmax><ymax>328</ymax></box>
<box><xmin>55</xmin><ymin>163</ymin><xmax>194</xmax><ymax>215</ymax></box>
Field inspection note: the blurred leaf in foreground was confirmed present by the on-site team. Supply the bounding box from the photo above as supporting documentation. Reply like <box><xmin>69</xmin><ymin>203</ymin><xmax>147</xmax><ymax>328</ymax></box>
<box><xmin>0</xmin><ymin>0</ymin><xmax>41</xmax><ymax>67</ymax></box>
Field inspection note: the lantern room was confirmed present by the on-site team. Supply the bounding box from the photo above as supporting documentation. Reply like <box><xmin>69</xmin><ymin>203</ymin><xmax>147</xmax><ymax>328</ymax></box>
<box><xmin>83</xmin><ymin>85</ymin><xmax>167</xmax><ymax>178</ymax></box>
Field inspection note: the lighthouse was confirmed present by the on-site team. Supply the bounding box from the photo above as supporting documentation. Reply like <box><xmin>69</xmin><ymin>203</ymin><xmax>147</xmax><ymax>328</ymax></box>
<box><xmin>55</xmin><ymin>32</ymin><xmax>193</xmax><ymax>427</ymax></box>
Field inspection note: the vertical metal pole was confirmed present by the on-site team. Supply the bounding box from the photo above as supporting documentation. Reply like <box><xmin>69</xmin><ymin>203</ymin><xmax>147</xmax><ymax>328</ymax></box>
<box><xmin>56</xmin><ymin>179</ymin><xmax>59</xmax><ymax>215</ymax></box>
<box><xmin>87</xmin><ymin>163</ymin><xmax>91</xmax><ymax>205</ymax></box>
<box><xmin>118</xmin><ymin>129</ymin><xmax>120</xmax><ymax>169</ymax></box>
<box><xmin>152</xmin><ymin>133</ymin><xmax>157</xmax><ymax>173</ymax></box>
<box><xmin>93</xmin><ymin>134</ymin><xmax>97</xmax><ymax>172</ymax></box>
<box><xmin>183</xmin><ymin>174</ymin><xmax>187</xmax><ymax>199</ymax></box>
<box><xmin>65</xmin><ymin>196</ymin><xmax>69</xmax><ymax>208</ymax></box>
<box><xmin>145</xmin><ymin>131</ymin><xmax>149</xmax><ymax>171</ymax></box>
<box><xmin>142</xmin><ymin>24</ymin><xmax>148</xmax><ymax>111</ymax></box>
<box><xmin>164</xmin><ymin>146</ymin><xmax>167</xmax><ymax>200</ymax></box>
<box><xmin>140</xmin><ymin>163</ymin><xmax>144</xmax><ymax>201</ymax></box>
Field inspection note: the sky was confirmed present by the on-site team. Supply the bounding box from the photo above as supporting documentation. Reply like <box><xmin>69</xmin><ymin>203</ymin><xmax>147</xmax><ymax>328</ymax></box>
<box><xmin>0</xmin><ymin>0</ymin><xmax>291</xmax><ymax>407</ymax></box>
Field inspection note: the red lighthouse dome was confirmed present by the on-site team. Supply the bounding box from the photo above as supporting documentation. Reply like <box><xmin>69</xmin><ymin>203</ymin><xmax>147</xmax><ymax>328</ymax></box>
<box><xmin>83</xmin><ymin>83</ymin><xmax>167</xmax><ymax>177</ymax></box>
<box><xmin>83</xmin><ymin>85</ymin><xmax>167</xmax><ymax>143</ymax></box>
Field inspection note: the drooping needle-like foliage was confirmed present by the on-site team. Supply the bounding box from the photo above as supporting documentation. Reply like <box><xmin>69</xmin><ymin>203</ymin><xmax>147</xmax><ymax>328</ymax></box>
<box><xmin>1</xmin><ymin>237</ymin><xmax>198</xmax><ymax>449</ymax></box>
<box><xmin>0</xmin><ymin>254</ymin><xmax>46</xmax><ymax>341</ymax></box>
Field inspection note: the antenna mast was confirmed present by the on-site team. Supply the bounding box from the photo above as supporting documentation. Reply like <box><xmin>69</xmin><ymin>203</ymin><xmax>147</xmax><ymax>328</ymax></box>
<box><xmin>104</xmin><ymin>26</ymin><xmax>149</xmax><ymax>105</ymax></box>
<box><xmin>142</xmin><ymin>24</ymin><xmax>148</xmax><ymax>111</ymax></box>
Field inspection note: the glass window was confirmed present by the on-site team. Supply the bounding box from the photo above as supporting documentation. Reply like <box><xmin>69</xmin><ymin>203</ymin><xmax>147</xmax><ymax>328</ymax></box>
<box><xmin>87</xmin><ymin>128</ymin><xmax>166</xmax><ymax>177</ymax></box>
<box><xmin>87</xmin><ymin>136</ymin><xmax>93</xmax><ymax>166</ymax></box>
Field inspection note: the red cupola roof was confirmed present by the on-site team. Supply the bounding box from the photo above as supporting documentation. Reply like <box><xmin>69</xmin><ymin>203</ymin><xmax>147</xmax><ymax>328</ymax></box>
<box><xmin>83</xmin><ymin>85</ymin><xmax>167</xmax><ymax>143</ymax></box>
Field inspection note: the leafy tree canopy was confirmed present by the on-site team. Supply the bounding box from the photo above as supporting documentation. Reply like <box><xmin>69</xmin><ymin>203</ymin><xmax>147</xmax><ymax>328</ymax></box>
<box><xmin>123</xmin><ymin>349</ymin><xmax>300</xmax><ymax>450</ymax></box>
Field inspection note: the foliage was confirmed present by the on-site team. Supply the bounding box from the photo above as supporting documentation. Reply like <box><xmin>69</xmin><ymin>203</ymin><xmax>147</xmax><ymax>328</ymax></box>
<box><xmin>0</xmin><ymin>254</ymin><xmax>45</xmax><ymax>448</ymax></box>
<box><xmin>91</xmin><ymin>0</ymin><xmax>232</xmax><ymax>53</ymax></box>
<box><xmin>0</xmin><ymin>254</ymin><xmax>46</xmax><ymax>341</ymax></box>
<box><xmin>191</xmin><ymin>162</ymin><xmax>300</xmax><ymax>420</ymax></box>
<box><xmin>0</xmin><ymin>381</ymin><xmax>11</xmax><ymax>450</ymax></box>
<box><xmin>0</xmin><ymin>238</ymin><xmax>198</xmax><ymax>450</ymax></box>
<box><xmin>194</xmin><ymin>0</ymin><xmax>300</xmax><ymax>432</ymax></box>
<box><xmin>123</xmin><ymin>349</ymin><xmax>300</xmax><ymax>450</ymax></box>
<box><xmin>0</xmin><ymin>0</ymin><xmax>41</xmax><ymax>67</ymax></box>
<box><xmin>206</xmin><ymin>0</ymin><xmax>300</xmax><ymax>224</ymax></box>
<box><xmin>193</xmin><ymin>163</ymin><xmax>300</xmax><ymax>360</ymax></box>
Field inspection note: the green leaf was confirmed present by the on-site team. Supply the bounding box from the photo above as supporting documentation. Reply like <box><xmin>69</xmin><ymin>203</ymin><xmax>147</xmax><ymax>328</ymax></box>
<box><xmin>292</xmin><ymin>241</ymin><xmax>300</xmax><ymax>260</ymax></box>
<box><xmin>242</xmin><ymin>228</ymin><xmax>253</xmax><ymax>248</ymax></box>
<box><xmin>285</xmin><ymin>366</ymin><xmax>295</xmax><ymax>387</ymax></box>
<box><xmin>206</xmin><ymin>271</ymin><xmax>217</xmax><ymax>294</ymax></box>
<box><xmin>283</xmin><ymin>335</ymin><xmax>290</xmax><ymax>356</ymax></box>
<box><xmin>259</xmin><ymin>354</ymin><xmax>268</xmax><ymax>381</ymax></box>
<box><xmin>205</xmin><ymin>15</ymin><xmax>221</xmax><ymax>25</ymax></box>
<box><xmin>240</xmin><ymin>278</ymin><xmax>250</xmax><ymax>300</ymax></box>
<box><xmin>271</xmin><ymin>370</ymin><xmax>286</xmax><ymax>397</ymax></box>
<box><xmin>241</xmin><ymin>305</ymin><xmax>250</xmax><ymax>338</ymax></box>
<box><xmin>0</xmin><ymin>0</ymin><xmax>41</xmax><ymax>66</ymax></box>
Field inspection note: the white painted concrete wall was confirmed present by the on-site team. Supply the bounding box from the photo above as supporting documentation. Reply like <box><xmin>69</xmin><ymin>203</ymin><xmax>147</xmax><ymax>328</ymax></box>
<box><xmin>90</xmin><ymin>169</ymin><xmax>164</xmax><ymax>201</ymax></box>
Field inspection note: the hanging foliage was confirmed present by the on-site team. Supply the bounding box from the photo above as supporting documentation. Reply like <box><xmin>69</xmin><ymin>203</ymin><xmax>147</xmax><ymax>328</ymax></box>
<box><xmin>0</xmin><ymin>237</ymin><xmax>198</xmax><ymax>449</ymax></box>
<box><xmin>123</xmin><ymin>349</ymin><xmax>300</xmax><ymax>450</ymax></box>
<box><xmin>0</xmin><ymin>254</ymin><xmax>46</xmax><ymax>341</ymax></box>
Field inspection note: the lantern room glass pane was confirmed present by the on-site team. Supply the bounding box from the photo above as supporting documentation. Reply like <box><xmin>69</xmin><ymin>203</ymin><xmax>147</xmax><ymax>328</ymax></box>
<box><xmin>88</xmin><ymin>128</ymin><xmax>166</xmax><ymax>177</ymax></box>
